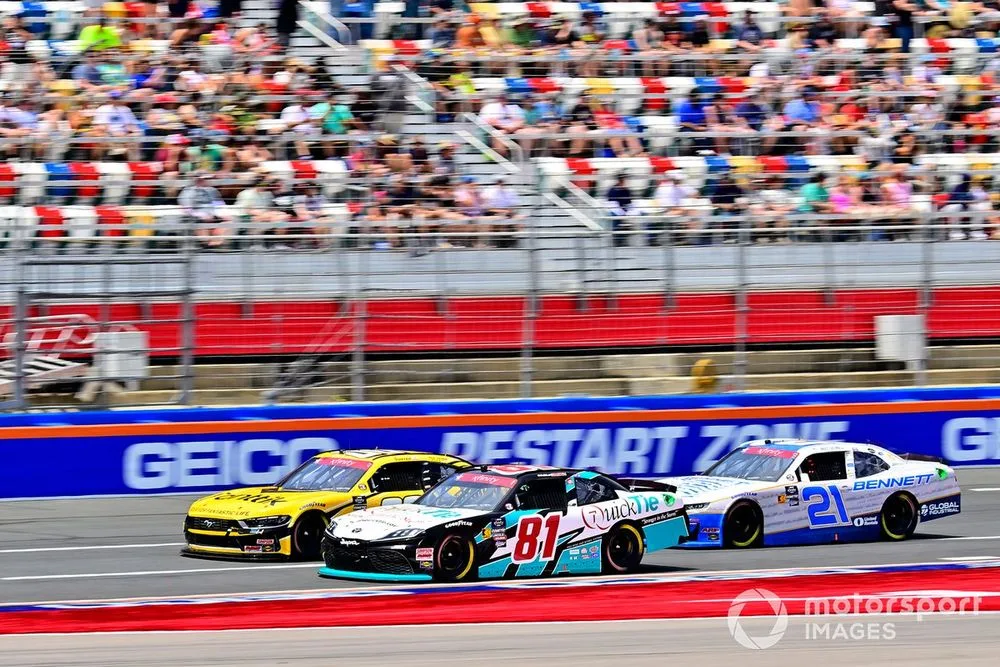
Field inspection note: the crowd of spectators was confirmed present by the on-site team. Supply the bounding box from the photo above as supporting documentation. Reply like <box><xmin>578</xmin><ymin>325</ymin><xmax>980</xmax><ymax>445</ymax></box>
<box><xmin>5</xmin><ymin>1</ymin><xmax>1000</xmax><ymax>250</ymax></box>
<box><xmin>601</xmin><ymin>166</ymin><xmax>1000</xmax><ymax>247</ymax></box>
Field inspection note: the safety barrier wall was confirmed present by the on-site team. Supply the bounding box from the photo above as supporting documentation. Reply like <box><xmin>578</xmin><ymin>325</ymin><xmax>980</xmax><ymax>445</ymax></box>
<box><xmin>3</xmin><ymin>387</ymin><xmax>1000</xmax><ymax>499</ymax></box>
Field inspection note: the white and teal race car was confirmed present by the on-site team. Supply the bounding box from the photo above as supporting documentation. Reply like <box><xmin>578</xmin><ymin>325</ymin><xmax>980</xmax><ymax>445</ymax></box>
<box><xmin>659</xmin><ymin>439</ymin><xmax>961</xmax><ymax>548</ymax></box>
<box><xmin>319</xmin><ymin>465</ymin><xmax>689</xmax><ymax>582</ymax></box>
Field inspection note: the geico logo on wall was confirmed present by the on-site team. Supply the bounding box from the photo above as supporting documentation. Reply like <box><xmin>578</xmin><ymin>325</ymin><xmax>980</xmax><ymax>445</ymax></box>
<box><xmin>440</xmin><ymin>421</ymin><xmax>850</xmax><ymax>474</ymax></box>
<box><xmin>942</xmin><ymin>417</ymin><xmax>1000</xmax><ymax>462</ymax></box>
<box><xmin>122</xmin><ymin>438</ymin><xmax>337</xmax><ymax>490</ymax></box>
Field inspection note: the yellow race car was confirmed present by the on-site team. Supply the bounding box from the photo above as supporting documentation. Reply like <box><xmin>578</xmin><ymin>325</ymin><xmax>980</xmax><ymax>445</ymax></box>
<box><xmin>183</xmin><ymin>449</ymin><xmax>470</xmax><ymax>560</ymax></box>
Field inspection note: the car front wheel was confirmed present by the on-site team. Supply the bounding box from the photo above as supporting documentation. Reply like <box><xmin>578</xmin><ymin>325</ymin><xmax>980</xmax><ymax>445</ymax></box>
<box><xmin>291</xmin><ymin>513</ymin><xmax>328</xmax><ymax>560</ymax></box>
<box><xmin>434</xmin><ymin>534</ymin><xmax>477</xmax><ymax>582</ymax></box>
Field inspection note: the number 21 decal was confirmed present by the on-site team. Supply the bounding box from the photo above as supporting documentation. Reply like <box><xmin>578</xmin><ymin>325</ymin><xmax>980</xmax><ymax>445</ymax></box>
<box><xmin>512</xmin><ymin>514</ymin><xmax>561</xmax><ymax>563</ymax></box>
<box><xmin>802</xmin><ymin>485</ymin><xmax>851</xmax><ymax>527</ymax></box>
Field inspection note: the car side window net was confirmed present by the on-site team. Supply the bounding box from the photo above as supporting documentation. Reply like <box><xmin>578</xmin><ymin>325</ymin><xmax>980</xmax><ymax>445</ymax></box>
<box><xmin>575</xmin><ymin>477</ymin><xmax>618</xmax><ymax>506</ymax></box>
<box><xmin>853</xmin><ymin>452</ymin><xmax>891</xmax><ymax>478</ymax></box>
<box><xmin>516</xmin><ymin>479</ymin><xmax>568</xmax><ymax>511</ymax></box>
<box><xmin>799</xmin><ymin>452</ymin><xmax>848</xmax><ymax>482</ymax></box>
<box><xmin>370</xmin><ymin>462</ymin><xmax>424</xmax><ymax>494</ymax></box>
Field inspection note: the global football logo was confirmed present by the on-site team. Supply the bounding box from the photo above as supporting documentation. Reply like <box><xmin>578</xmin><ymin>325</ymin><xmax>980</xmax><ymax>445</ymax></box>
<box><xmin>727</xmin><ymin>588</ymin><xmax>789</xmax><ymax>650</ymax></box>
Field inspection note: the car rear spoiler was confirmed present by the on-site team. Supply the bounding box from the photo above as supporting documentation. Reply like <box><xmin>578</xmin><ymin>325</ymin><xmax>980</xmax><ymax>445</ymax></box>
<box><xmin>617</xmin><ymin>478</ymin><xmax>678</xmax><ymax>494</ymax></box>
<box><xmin>898</xmin><ymin>452</ymin><xmax>945</xmax><ymax>464</ymax></box>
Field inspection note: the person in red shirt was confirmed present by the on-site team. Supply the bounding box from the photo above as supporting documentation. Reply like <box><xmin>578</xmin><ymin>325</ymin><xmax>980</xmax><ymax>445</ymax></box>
<box><xmin>593</xmin><ymin>99</ymin><xmax>644</xmax><ymax>157</ymax></box>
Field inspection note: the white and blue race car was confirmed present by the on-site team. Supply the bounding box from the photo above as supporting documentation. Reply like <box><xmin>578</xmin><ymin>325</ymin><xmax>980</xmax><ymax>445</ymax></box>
<box><xmin>659</xmin><ymin>439</ymin><xmax>961</xmax><ymax>548</ymax></box>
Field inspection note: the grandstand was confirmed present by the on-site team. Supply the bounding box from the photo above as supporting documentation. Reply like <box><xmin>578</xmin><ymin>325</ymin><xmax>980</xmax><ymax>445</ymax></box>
<box><xmin>4</xmin><ymin>0</ymin><xmax>1000</xmax><ymax>406</ymax></box>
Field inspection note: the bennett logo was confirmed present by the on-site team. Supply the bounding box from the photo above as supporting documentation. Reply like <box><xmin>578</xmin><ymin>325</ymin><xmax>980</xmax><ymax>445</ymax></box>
<box><xmin>122</xmin><ymin>438</ymin><xmax>335</xmax><ymax>490</ymax></box>
<box><xmin>852</xmin><ymin>474</ymin><xmax>933</xmax><ymax>491</ymax></box>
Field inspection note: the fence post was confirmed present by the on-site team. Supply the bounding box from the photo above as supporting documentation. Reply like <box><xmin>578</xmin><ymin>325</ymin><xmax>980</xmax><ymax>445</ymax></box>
<box><xmin>179</xmin><ymin>247</ymin><xmax>196</xmax><ymax>405</ymax></box>
<box><xmin>916</xmin><ymin>210</ymin><xmax>934</xmax><ymax>387</ymax></box>
<box><xmin>12</xmin><ymin>261</ymin><xmax>27</xmax><ymax>410</ymax></box>
<box><xmin>733</xmin><ymin>215</ymin><xmax>750</xmax><ymax>391</ymax></box>
<box><xmin>521</xmin><ymin>207</ymin><xmax>540</xmax><ymax>399</ymax></box>
<box><xmin>351</xmin><ymin>246</ymin><xmax>367</xmax><ymax>402</ymax></box>
<box><xmin>662</xmin><ymin>214</ymin><xmax>675</xmax><ymax>310</ymax></box>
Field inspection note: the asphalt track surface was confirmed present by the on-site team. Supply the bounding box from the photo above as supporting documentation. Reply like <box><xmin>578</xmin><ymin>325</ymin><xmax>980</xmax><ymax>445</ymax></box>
<box><xmin>2</xmin><ymin>616</ymin><xmax>998</xmax><ymax>667</ymax></box>
<box><xmin>2</xmin><ymin>468</ymin><xmax>999</xmax><ymax>605</ymax></box>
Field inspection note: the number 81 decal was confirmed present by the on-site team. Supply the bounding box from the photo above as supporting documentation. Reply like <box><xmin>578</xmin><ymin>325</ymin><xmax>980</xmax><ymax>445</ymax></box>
<box><xmin>802</xmin><ymin>485</ymin><xmax>852</xmax><ymax>527</ymax></box>
<box><xmin>512</xmin><ymin>514</ymin><xmax>561</xmax><ymax>563</ymax></box>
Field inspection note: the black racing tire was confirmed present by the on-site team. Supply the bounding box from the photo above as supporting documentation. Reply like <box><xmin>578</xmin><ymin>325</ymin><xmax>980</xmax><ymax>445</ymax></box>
<box><xmin>602</xmin><ymin>522</ymin><xmax>645</xmax><ymax>574</ymax></box>
<box><xmin>434</xmin><ymin>534</ymin><xmax>477</xmax><ymax>582</ymax></box>
<box><xmin>724</xmin><ymin>501</ymin><xmax>764</xmax><ymax>548</ymax></box>
<box><xmin>880</xmin><ymin>492</ymin><xmax>918</xmax><ymax>541</ymax></box>
<box><xmin>291</xmin><ymin>512</ymin><xmax>328</xmax><ymax>560</ymax></box>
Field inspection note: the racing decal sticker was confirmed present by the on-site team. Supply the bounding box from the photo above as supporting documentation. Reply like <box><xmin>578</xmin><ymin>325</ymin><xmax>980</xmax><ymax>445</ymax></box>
<box><xmin>921</xmin><ymin>498</ymin><xmax>961</xmax><ymax>518</ymax></box>
<box><xmin>511</xmin><ymin>515</ymin><xmax>561</xmax><ymax>564</ymax></box>
<box><xmin>802</xmin><ymin>485</ymin><xmax>852</xmax><ymax>528</ymax></box>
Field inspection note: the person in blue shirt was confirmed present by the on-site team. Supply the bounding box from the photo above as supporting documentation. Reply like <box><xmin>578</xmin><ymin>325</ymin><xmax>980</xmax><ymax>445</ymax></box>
<box><xmin>783</xmin><ymin>86</ymin><xmax>821</xmax><ymax>125</ymax></box>
<box><xmin>735</xmin><ymin>91</ymin><xmax>767</xmax><ymax>131</ymax></box>
<box><xmin>675</xmin><ymin>89</ymin><xmax>710</xmax><ymax>151</ymax></box>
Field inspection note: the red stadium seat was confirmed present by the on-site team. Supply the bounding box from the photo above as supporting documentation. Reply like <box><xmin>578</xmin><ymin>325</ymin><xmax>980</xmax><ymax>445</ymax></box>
<box><xmin>704</xmin><ymin>2</ymin><xmax>729</xmax><ymax>34</ymax></box>
<box><xmin>655</xmin><ymin>2</ymin><xmax>681</xmax><ymax>15</ymax></box>
<box><xmin>928</xmin><ymin>38</ymin><xmax>951</xmax><ymax>53</ymax></box>
<box><xmin>525</xmin><ymin>2</ymin><xmax>551</xmax><ymax>18</ymax></box>
<box><xmin>96</xmin><ymin>205</ymin><xmax>127</xmax><ymax>237</ymax></box>
<box><xmin>641</xmin><ymin>78</ymin><xmax>668</xmax><ymax>111</ymax></box>
<box><xmin>128</xmin><ymin>162</ymin><xmax>159</xmax><ymax>200</ymax></box>
<box><xmin>566</xmin><ymin>158</ymin><xmax>596</xmax><ymax>175</ymax></box>
<box><xmin>649</xmin><ymin>157</ymin><xmax>676</xmax><ymax>173</ymax></box>
<box><xmin>35</xmin><ymin>206</ymin><xmax>64</xmax><ymax>239</ymax></box>
<box><xmin>759</xmin><ymin>156</ymin><xmax>788</xmax><ymax>173</ymax></box>
<box><xmin>603</xmin><ymin>39</ymin><xmax>632</xmax><ymax>52</ymax></box>
<box><xmin>70</xmin><ymin>162</ymin><xmax>101</xmax><ymax>200</ymax></box>
<box><xmin>0</xmin><ymin>163</ymin><xmax>16</xmax><ymax>199</ymax></box>
<box><xmin>392</xmin><ymin>40</ymin><xmax>421</xmax><ymax>56</ymax></box>
<box><xmin>718</xmin><ymin>76</ymin><xmax>746</xmax><ymax>95</ymax></box>
<box><xmin>292</xmin><ymin>160</ymin><xmax>318</xmax><ymax>183</ymax></box>
<box><xmin>528</xmin><ymin>77</ymin><xmax>560</xmax><ymax>93</ymax></box>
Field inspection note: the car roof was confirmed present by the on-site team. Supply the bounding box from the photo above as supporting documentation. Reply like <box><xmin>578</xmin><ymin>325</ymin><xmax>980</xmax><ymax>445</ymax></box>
<box><xmin>314</xmin><ymin>449</ymin><xmax>464</xmax><ymax>463</ymax></box>
<box><xmin>740</xmin><ymin>439</ymin><xmax>891</xmax><ymax>456</ymax></box>
<box><xmin>479</xmin><ymin>464</ymin><xmax>578</xmax><ymax>479</ymax></box>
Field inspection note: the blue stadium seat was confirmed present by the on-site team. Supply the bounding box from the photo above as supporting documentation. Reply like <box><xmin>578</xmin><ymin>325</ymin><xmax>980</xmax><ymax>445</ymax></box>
<box><xmin>44</xmin><ymin>162</ymin><xmax>74</xmax><ymax>199</ymax></box>
<box><xmin>705</xmin><ymin>155</ymin><xmax>730</xmax><ymax>173</ymax></box>
<box><xmin>504</xmin><ymin>78</ymin><xmax>532</xmax><ymax>95</ymax></box>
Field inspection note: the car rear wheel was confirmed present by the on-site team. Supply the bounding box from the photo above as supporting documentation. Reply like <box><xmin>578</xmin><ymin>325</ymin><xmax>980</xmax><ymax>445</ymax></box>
<box><xmin>724</xmin><ymin>501</ymin><xmax>763</xmax><ymax>548</ymax></box>
<box><xmin>602</xmin><ymin>523</ymin><xmax>645</xmax><ymax>574</ymax></box>
<box><xmin>880</xmin><ymin>493</ymin><xmax>918</xmax><ymax>541</ymax></box>
<box><xmin>434</xmin><ymin>534</ymin><xmax>476</xmax><ymax>582</ymax></box>
<box><xmin>291</xmin><ymin>513</ymin><xmax>328</xmax><ymax>560</ymax></box>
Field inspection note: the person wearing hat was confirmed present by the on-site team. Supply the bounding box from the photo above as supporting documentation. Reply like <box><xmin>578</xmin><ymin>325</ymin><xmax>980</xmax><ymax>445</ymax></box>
<box><xmin>92</xmin><ymin>89</ymin><xmax>142</xmax><ymax>161</ymax></box>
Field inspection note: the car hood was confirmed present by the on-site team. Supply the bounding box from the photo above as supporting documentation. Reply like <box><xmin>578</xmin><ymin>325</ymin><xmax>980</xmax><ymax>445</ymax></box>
<box><xmin>656</xmin><ymin>476</ymin><xmax>778</xmax><ymax>505</ymax></box>
<box><xmin>187</xmin><ymin>487</ymin><xmax>352</xmax><ymax>520</ymax></box>
<box><xmin>330</xmin><ymin>504</ymin><xmax>486</xmax><ymax>541</ymax></box>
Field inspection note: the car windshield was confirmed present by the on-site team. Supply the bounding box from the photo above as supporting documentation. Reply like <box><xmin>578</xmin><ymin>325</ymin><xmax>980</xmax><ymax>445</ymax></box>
<box><xmin>702</xmin><ymin>446</ymin><xmax>797</xmax><ymax>482</ymax></box>
<box><xmin>278</xmin><ymin>456</ymin><xmax>371</xmax><ymax>492</ymax></box>
<box><xmin>416</xmin><ymin>472</ymin><xmax>516</xmax><ymax>512</ymax></box>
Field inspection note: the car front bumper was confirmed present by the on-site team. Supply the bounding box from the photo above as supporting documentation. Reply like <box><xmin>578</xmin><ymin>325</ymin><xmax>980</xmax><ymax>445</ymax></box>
<box><xmin>183</xmin><ymin>516</ymin><xmax>293</xmax><ymax>559</ymax></box>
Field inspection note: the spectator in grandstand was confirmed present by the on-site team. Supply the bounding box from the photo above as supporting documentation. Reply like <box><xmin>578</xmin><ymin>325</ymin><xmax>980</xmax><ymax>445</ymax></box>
<box><xmin>735</xmin><ymin>11</ymin><xmax>765</xmax><ymax>53</ymax></box>
<box><xmin>179</xmin><ymin>173</ymin><xmax>231</xmax><ymax>248</ymax></box>
<box><xmin>234</xmin><ymin>174</ymin><xmax>280</xmax><ymax>232</ymax></box>
<box><xmin>481</xmin><ymin>177</ymin><xmax>520</xmax><ymax>218</ymax></box>
<box><xmin>653</xmin><ymin>172</ymin><xmax>697</xmax><ymax>244</ymax></box>
<box><xmin>747</xmin><ymin>175</ymin><xmax>797</xmax><ymax>243</ymax></box>
<box><xmin>78</xmin><ymin>15</ymin><xmax>122</xmax><ymax>52</ymax></box>
<box><xmin>276</xmin><ymin>0</ymin><xmax>299</xmax><ymax>48</ymax></box>
<box><xmin>708</xmin><ymin>173</ymin><xmax>746</xmax><ymax>243</ymax></box>
<box><xmin>92</xmin><ymin>90</ymin><xmax>142</xmax><ymax>161</ymax></box>
<box><xmin>478</xmin><ymin>93</ymin><xmax>526</xmax><ymax>159</ymax></box>
<box><xmin>605</xmin><ymin>173</ymin><xmax>640</xmax><ymax>246</ymax></box>
<box><xmin>0</xmin><ymin>14</ymin><xmax>32</xmax><ymax>88</ymax></box>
